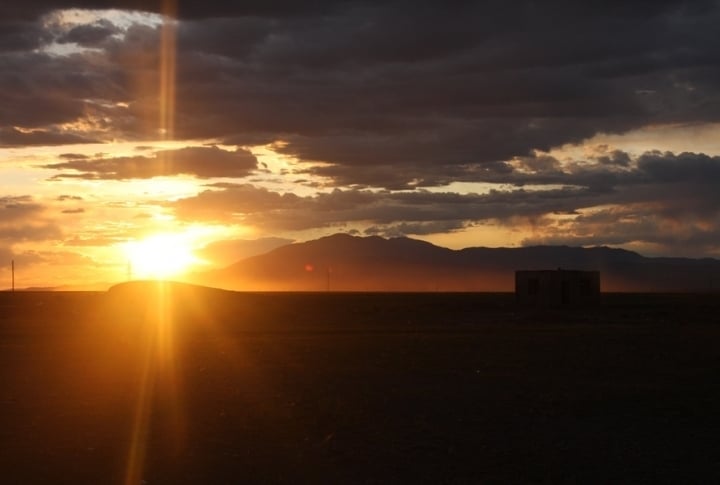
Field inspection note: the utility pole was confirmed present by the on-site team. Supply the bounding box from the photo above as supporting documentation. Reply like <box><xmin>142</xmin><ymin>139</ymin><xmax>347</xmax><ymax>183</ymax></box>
<box><xmin>11</xmin><ymin>259</ymin><xmax>15</xmax><ymax>292</ymax></box>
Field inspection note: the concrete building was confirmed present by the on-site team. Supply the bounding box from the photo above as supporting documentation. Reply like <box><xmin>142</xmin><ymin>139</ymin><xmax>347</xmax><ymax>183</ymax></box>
<box><xmin>515</xmin><ymin>269</ymin><xmax>600</xmax><ymax>305</ymax></box>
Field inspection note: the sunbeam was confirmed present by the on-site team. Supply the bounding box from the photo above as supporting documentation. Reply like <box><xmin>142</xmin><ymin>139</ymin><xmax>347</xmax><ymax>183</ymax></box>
<box><xmin>158</xmin><ymin>1</ymin><xmax>177</xmax><ymax>141</ymax></box>
<box><xmin>123</xmin><ymin>281</ymin><xmax>187</xmax><ymax>485</ymax></box>
<box><xmin>124</xmin><ymin>2</ymin><xmax>182</xmax><ymax>483</ymax></box>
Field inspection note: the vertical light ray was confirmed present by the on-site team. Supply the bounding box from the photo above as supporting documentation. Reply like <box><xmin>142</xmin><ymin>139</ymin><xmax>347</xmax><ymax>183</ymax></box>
<box><xmin>124</xmin><ymin>315</ymin><xmax>157</xmax><ymax>485</ymax></box>
<box><xmin>124</xmin><ymin>281</ymin><xmax>187</xmax><ymax>485</ymax></box>
<box><xmin>155</xmin><ymin>281</ymin><xmax>187</xmax><ymax>456</ymax></box>
<box><xmin>158</xmin><ymin>1</ymin><xmax>177</xmax><ymax>141</ymax></box>
<box><xmin>124</xmin><ymin>2</ymin><xmax>181</xmax><ymax>482</ymax></box>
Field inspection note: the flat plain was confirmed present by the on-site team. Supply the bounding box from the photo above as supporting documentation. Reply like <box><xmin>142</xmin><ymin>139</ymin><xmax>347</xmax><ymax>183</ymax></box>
<box><xmin>1</xmin><ymin>286</ymin><xmax>720</xmax><ymax>484</ymax></box>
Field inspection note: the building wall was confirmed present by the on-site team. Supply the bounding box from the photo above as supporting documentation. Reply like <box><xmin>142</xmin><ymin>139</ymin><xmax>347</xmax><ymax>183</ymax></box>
<box><xmin>515</xmin><ymin>270</ymin><xmax>600</xmax><ymax>305</ymax></box>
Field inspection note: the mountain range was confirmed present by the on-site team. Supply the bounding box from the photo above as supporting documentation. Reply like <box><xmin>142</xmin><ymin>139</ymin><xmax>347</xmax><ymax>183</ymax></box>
<box><xmin>191</xmin><ymin>233</ymin><xmax>720</xmax><ymax>292</ymax></box>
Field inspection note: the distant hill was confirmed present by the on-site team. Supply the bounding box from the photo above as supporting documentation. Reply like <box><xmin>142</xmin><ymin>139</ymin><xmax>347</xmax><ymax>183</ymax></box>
<box><xmin>191</xmin><ymin>233</ymin><xmax>720</xmax><ymax>292</ymax></box>
<box><xmin>105</xmin><ymin>280</ymin><xmax>238</xmax><ymax>318</ymax></box>
<box><xmin>107</xmin><ymin>280</ymin><xmax>234</xmax><ymax>298</ymax></box>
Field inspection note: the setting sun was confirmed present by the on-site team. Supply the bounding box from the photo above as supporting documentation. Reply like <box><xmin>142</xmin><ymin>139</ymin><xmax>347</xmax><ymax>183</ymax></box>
<box><xmin>122</xmin><ymin>233</ymin><xmax>202</xmax><ymax>279</ymax></box>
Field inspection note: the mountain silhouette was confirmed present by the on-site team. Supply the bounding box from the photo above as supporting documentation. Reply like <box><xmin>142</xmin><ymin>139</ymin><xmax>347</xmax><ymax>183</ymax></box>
<box><xmin>192</xmin><ymin>233</ymin><xmax>720</xmax><ymax>292</ymax></box>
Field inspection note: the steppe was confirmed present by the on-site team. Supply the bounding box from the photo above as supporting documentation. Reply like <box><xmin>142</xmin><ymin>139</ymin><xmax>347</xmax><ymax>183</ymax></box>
<box><xmin>1</xmin><ymin>284</ymin><xmax>719</xmax><ymax>484</ymax></box>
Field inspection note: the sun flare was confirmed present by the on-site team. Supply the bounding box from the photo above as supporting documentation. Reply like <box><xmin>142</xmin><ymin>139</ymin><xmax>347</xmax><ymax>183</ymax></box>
<box><xmin>122</xmin><ymin>232</ymin><xmax>201</xmax><ymax>279</ymax></box>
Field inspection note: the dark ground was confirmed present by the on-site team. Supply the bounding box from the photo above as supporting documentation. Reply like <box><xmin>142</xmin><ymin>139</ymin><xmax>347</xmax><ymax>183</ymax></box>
<box><xmin>1</xmin><ymin>288</ymin><xmax>720</xmax><ymax>484</ymax></box>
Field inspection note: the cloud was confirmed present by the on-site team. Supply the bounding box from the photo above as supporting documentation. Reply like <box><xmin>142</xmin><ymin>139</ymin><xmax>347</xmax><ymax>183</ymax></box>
<box><xmin>28</xmin><ymin>248</ymin><xmax>99</xmax><ymax>266</ymax></box>
<box><xmin>57</xmin><ymin>194</ymin><xmax>84</xmax><ymax>201</ymax></box>
<box><xmin>637</xmin><ymin>150</ymin><xmax>720</xmax><ymax>183</ymax></box>
<box><xmin>0</xmin><ymin>246</ymin><xmax>47</xmax><ymax>267</ymax></box>
<box><xmin>169</xmin><ymin>0</ymin><xmax>720</xmax><ymax>177</ymax></box>
<box><xmin>169</xmin><ymin>183</ymin><xmax>600</xmax><ymax>232</ymax></box>
<box><xmin>364</xmin><ymin>221</ymin><xmax>467</xmax><ymax>238</ymax></box>
<box><xmin>0</xmin><ymin>13</ymin><xmax>149</xmax><ymax>143</ymax></box>
<box><xmin>0</xmin><ymin>196</ymin><xmax>43</xmax><ymax>221</ymax></box>
<box><xmin>170</xmin><ymin>183</ymin><xmax>303</xmax><ymax>225</ymax></box>
<box><xmin>0</xmin><ymin>246</ymin><xmax>100</xmax><ymax>280</ymax></box>
<box><xmin>0</xmin><ymin>1</ymin><xmax>362</xmax><ymax>22</ymax></box>
<box><xmin>522</xmin><ymin>206</ymin><xmax>720</xmax><ymax>257</ymax></box>
<box><xmin>167</xmin><ymin>149</ymin><xmax>720</xmax><ymax>255</ymax></box>
<box><xmin>2</xmin><ymin>1</ymin><xmax>720</xmax><ymax>175</ymax></box>
<box><xmin>0</xmin><ymin>19</ymin><xmax>52</xmax><ymax>52</ymax></box>
<box><xmin>0</xmin><ymin>196</ymin><xmax>62</xmax><ymax>242</ymax></box>
<box><xmin>3</xmin><ymin>1</ymin><xmax>720</xmax><ymax>259</ymax></box>
<box><xmin>57</xmin><ymin>18</ymin><xmax>119</xmax><ymax>46</ymax></box>
<box><xmin>45</xmin><ymin>145</ymin><xmax>258</xmax><ymax>179</ymax></box>
<box><xmin>0</xmin><ymin>127</ymin><xmax>99</xmax><ymax>147</ymax></box>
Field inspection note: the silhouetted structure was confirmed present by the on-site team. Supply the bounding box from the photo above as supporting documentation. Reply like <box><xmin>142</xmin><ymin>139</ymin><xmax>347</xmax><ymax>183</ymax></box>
<box><xmin>515</xmin><ymin>269</ymin><xmax>600</xmax><ymax>305</ymax></box>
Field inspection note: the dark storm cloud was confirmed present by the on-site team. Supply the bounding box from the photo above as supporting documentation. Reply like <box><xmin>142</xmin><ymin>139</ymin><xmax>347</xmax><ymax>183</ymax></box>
<box><xmin>168</xmin><ymin>150</ymin><xmax>720</xmax><ymax>254</ymax></box>
<box><xmin>0</xmin><ymin>13</ymin><xmax>146</xmax><ymax>144</ymax></box>
<box><xmin>301</xmin><ymin>158</ymin><xmax>516</xmax><ymax>190</ymax></box>
<box><xmin>597</xmin><ymin>149</ymin><xmax>632</xmax><ymax>167</ymax></box>
<box><xmin>515</xmin><ymin>151</ymin><xmax>720</xmax><ymax>254</ymax></box>
<box><xmin>173</xmin><ymin>0</ymin><xmax>716</xmax><ymax>188</ymax></box>
<box><xmin>0</xmin><ymin>42</ymin><xmax>128</xmax><ymax>144</ymax></box>
<box><xmin>637</xmin><ymin>151</ymin><xmax>720</xmax><ymax>182</ymax></box>
<box><xmin>0</xmin><ymin>1</ymin><xmax>376</xmax><ymax>21</ymax></box>
<box><xmin>364</xmin><ymin>221</ymin><xmax>468</xmax><ymax>237</ymax></box>
<box><xmin>169</xmin><ymin>182</ymin><xmax>600</xmax><ymax>231</ymax></box>
<box><xmin>44</xmin><ymin>146</ymin><xmax>258</xmax><ymax>179</ymax></box>
<box><xmin>0</xmin><ymin>2</ymin><xmax>146</xmax><ymax>21</ymax></box>
<box><xmin>0</xmin><ymin>20</ymin><xmax>52</xmax><ymax>52</ymax></box>
<box><xmin>0</xmin><ymin>58</ymin><xmax>91</xmax><ymax>129</ymax></box>
<box><xmin>2</xmin><ymin>0</ymin><xmax>720</xmax><ymax>256</ymax></box>
<box><xmin>57</xmin><ymin>19</ymin><xmax>119</xmax><ymax>46</ymax></box>
<box><xmin>0</xmin><ymin>127</ymin><xmax>99</xmax><ymax>147</ymax></box>
<box><xmin>522</xmin><ymin>207</ymin><xmax>720</xmax><ymax>257</ymax></box>
<box><xmin>631</xmin><ymin>151</ymin><xmax>720</xmax><ymax>219</ymax></box>
<box><xmin>159</xmin><ymin>0</ymin><xmax>720</xmax><ymax>187</ymax></box>
<box><xmin>3</xmin><ymin>0</ymin><xmax>720</xmax><ymax>176</ymax></box>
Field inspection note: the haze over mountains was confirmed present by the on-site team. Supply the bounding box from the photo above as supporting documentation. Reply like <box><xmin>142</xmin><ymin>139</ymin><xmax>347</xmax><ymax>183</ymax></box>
<box><xmin>193</xmin><ymin>234</ymin><xmax>720</xmax><ymax>292</ymax></box>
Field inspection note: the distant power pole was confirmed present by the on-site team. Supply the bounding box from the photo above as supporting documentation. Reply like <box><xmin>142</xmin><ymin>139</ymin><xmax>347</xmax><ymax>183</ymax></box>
<box><xmin>11</xmin><ymin>259</ymin><xmax>15</xmax><ymax>292</ymax></box>
<box><xmin>326</xmin><ymin>266</ymin><xmax>331</xmax><ymax>292</ymax></box>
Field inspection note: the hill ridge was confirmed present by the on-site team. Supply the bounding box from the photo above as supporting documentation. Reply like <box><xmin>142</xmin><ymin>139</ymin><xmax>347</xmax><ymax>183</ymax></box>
<box><xmin>192</xmin><ymin>233</ymin><xmax>720</xmax><ymax>292</ymax></box>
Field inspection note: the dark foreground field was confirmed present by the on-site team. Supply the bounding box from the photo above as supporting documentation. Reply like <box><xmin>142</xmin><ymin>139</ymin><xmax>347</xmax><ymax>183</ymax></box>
<box><xmin>1</xmin><ymin>285</ymin><xmax>720</xmax><ymax>484</ymax></box>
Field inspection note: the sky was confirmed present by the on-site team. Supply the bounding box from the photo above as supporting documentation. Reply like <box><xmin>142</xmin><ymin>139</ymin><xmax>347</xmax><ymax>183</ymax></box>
<box><xmin>1</xmin><ymin>0</ymin><xmax>720</xmax><ymax>287</ymax></box>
